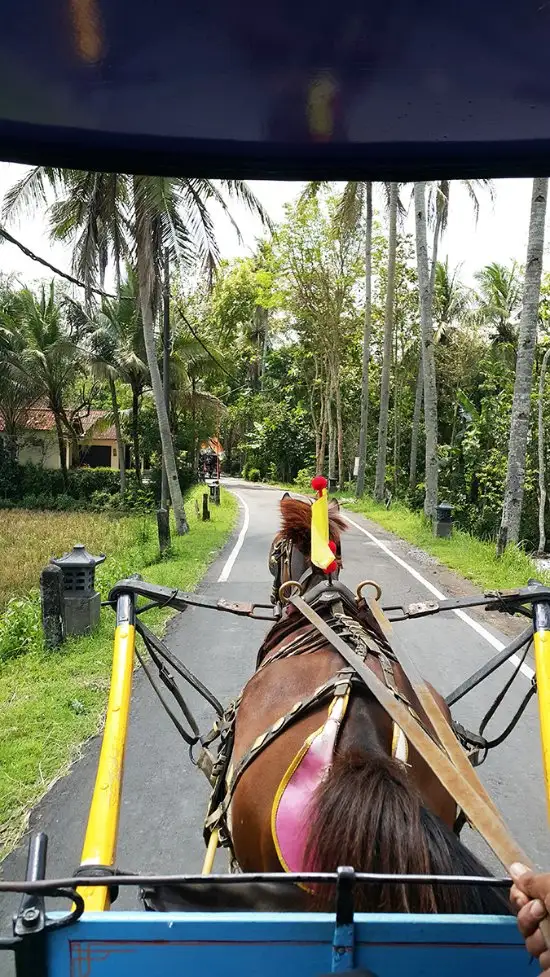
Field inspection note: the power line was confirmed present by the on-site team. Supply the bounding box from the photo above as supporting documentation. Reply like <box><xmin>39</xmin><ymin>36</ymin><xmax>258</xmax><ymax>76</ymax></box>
<box><xmin>176</xmin><ymin>304</ymin><xmax>238</xmax><ymax>383</ymax></box>
<box><xmin>0</xmin><ymin>226</ymin><xmax>113</xmax><ymax>297</ymax></box>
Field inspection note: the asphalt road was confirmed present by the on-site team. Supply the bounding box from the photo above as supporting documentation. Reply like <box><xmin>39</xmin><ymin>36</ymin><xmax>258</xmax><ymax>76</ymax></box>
<box><xmin>0</xmin><ymin>480</ymin><xmax>547</xmax><ymax>969</ymax></box>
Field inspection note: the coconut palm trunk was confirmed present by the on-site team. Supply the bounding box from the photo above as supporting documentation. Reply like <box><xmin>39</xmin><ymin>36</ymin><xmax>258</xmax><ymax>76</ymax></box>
<box><xmin>327</xmin><ymin>397</ymin><xmax>336</xmax><ymax>489</ymax></box>
<box><xmin>374</xmin><ymin>182</ymin><xmax>398</xmax><ymax>501</ymax></box>
<box><xmin>408</xmin><ymin>188</ymin><xmax>444</xmax><ymax>492</ymax></box>
<box><xmin>133</xmin><ymin>179</ymin><xmax>189</xmax><ymax>534</ymax></box>
<box><xmin>334</xmin><ymin>369</ymin><xmax>344</xmax><ymax>491</ymax></box>
<box><xmin>53</xmin><ymin>411</ymin><xmax>69</xmax><ymax>488</ymax></box>
<box><xmin>408</xmin><ymin>364</ymin><xmax>423</xmax><ymax>491</ymax></box>
<box><xmin>356</xmin><ymin>181</ymin><xmax>373</xmax><ymax>498</ymax></box>
<box><xmin>161</xmin><ymin>249</ymin><xmax>171</xmax><ymax>508</ymax></box>
<box><xmin>131</xmin><ymin>387</ymin><xmax>143</xmax><ymax>485</ymax></box>
<box><xmin>538</xmin><ymin>346</ymin><xmax>550</xmax><ymax>554</ymax></box>
<box><xmin>108</xmin><ymin>375</ymin><xmax>126</xmax><ymax>495</ymax></box>
<box><xmin>414</xmin><ymin>181</ymin><xmax>439</xmax><ymax>521</ymax></box>
<box><xmin>498</xmin><ymin>177</ymin><xmax>548</xmax><ymax>554</ymax></box>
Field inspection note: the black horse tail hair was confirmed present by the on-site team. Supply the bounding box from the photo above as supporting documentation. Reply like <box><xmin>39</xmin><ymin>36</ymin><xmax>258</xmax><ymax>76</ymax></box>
<box><xmin>303</xmin><ymin>749</ymin><xmax>511</xmax><ymax>915</ymax></box>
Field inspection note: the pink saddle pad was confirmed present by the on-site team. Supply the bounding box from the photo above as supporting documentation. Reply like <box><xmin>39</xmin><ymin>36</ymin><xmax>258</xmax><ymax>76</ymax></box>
<box><xmin>271</xmin><ymin>695</ymin><xmax>348</xmax><ymax>873</ymax></box>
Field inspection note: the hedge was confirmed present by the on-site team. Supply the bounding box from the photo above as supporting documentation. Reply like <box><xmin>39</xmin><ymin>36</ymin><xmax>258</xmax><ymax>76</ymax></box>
<box><xmin>0</xmin><ymin>462</ymin><xmax>194</xmax><ymax>512</ymax></box>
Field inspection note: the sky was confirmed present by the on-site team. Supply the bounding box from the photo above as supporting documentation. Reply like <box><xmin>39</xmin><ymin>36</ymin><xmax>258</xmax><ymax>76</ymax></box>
<box><xmin>0</xmin><ymin>163</ymin><xmax>538</xmax><ymax>290</ymax></box>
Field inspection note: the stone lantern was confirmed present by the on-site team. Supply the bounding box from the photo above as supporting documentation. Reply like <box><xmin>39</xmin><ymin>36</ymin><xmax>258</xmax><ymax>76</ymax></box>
<box><xmin>51</xmin><ymin>544</ymin><xmax>106</xmax><ymax>636</ymax></box>
<box><xmin>435</xmin><ymin>501</ymin><xmax>454</xmax><ymax>538</ymax></box>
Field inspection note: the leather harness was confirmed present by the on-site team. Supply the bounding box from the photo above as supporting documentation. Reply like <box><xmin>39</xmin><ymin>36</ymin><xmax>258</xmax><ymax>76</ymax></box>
<box><xmin>202</xmin><ymin>576</ymin><xmax>456</xmax><ymax>862</ymax></box>
<box><xmin>202</xmin><ymin>542</ymin><xmax>545</xmax><ymax>906</ymax></box>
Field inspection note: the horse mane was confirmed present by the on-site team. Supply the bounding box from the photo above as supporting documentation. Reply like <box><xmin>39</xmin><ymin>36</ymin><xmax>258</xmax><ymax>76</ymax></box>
<box><xmin>279</xmin><ymin>495</ymin><xmax>347</xmax><ymax>551</ymax></box>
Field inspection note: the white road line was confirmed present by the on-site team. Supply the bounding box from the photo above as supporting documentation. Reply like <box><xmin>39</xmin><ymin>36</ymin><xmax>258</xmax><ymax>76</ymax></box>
<box><xmin>343</xmin><ymin>514</ymin><xmax>535</xmax><ymax>682</ymax></box>
<box><xmin>217</xmin><ymin>492</ymin><xmax>250</xmax><ymax>583</ymax></box>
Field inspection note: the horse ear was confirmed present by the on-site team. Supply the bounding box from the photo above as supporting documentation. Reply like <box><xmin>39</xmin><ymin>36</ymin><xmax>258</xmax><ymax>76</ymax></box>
<box><xmin>328</xmin><ymin>497</ymin><xmax>341</xmax><ymax>511</ymax></box>
<box><xmin>281</xmin><ymin>491</ymin><xmax>291</xmax><ymax>499</ymax></box>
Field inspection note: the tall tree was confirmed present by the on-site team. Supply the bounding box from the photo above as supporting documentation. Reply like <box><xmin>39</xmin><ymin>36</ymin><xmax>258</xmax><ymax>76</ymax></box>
<box><xmin>409</xmin><ymin>180</ymin><xmax>493</xmax><ymax>491</ymax></box>
<box><xmin>474</xmin><ymin>262</ymin><xmax>522</xmax><ymax>361</ymax></box>
<box><xmin>299</xmin><ymin>180</ymin><xmax>375</xmax><ymax>496</ymax></box>
<box><xmin>3</xmin><ymin>168</ymin><xmax>269</xmax><ymax>529</ymax></box>
<box><xmin>355</xmin><ymin>182</ymin><xmax>373</xmax><ymax>497</ymax></box>
<box><xmin>538</xmin><ymin>345</ymin><xmax>550</xmax><ymax>554</ymax></box>
<box><xmin>275</xmin><ymin>191</ymin><xmax>362</xmax><ymax>489</ymax></box>
<box><xmin>374</xmin><ymin>182</ymin><xmax>398</xmax><ymax>501</ymax></box>
<box><xmin>498</xmin><ymin>177</ymin><xmax>548</xmax><ymax>553</ymax></box>
<box><xmin>414</xmin><ymin>182</ymin><xmax>439</xmax><ymax>520</ymax></box>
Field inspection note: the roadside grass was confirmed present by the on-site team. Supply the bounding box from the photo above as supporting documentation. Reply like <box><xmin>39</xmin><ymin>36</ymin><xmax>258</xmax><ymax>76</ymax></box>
<box><xmin>341</xmin><ymin>496</ymin><xmax>550</xmax><ymax>592</ymax></box>
<box><xmin>0</xmin><ymin>486</ymin><xmax>238</xmax><ymax>862</ymax></box>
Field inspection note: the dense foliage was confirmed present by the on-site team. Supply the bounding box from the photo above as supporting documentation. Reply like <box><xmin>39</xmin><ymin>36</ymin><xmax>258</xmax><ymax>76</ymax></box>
<box><xmin>2</xmin><ymin>178</ymin><xmax>550</xmax><ymax>551</ymax></box>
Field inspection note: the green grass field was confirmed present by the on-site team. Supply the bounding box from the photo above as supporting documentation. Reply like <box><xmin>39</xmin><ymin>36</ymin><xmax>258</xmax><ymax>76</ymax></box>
<box><xmin>0</xmin><ymin>486</ymin><xmax>238</xmax><ymax>861</ymax></box>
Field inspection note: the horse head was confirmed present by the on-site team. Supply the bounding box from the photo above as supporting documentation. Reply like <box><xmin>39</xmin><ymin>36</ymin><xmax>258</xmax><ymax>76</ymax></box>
<box><xmin>268</xmin><ymin>492</ymin><xmax>347</xmax><ymax>605</ymax></box>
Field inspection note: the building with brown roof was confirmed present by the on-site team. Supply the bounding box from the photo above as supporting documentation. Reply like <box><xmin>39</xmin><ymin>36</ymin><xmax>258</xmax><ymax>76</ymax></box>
<box><xmin>0</xmin><ymin>404</ymin><xmax>123</xmax><ymax>470</ymax></box>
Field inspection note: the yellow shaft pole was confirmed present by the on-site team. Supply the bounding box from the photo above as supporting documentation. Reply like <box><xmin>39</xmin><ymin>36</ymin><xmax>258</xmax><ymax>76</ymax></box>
<box><xmin>78</xmin><ymin>593</ymin><xmax>136</xmax><ymax>911</ymax></box>
<box><xmin>534</xmin><ymin>620</ymin><xmax>550</xmax><ymax>819</ymax></box>
<box><xmin>202</xmin><ymin>829</ymin><xmax>219</xmax><ymax>875</ymax></box>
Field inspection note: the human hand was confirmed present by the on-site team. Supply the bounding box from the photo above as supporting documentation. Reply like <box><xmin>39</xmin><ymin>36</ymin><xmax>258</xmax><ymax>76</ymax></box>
<box><xmin>510</xmin><ymin>862</ymin><xmax>550</xmax><ymax>973</ymax></box>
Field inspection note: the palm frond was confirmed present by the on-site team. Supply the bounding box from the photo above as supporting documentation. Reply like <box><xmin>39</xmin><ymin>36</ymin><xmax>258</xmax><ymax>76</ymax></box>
<box><xmin>299</xmin><ymin>181</ymin><xmax>330</xmax><ymax>205</ymax></box>
<box><xmin>220</xmin><ymin>180</ymin><xmax>274</xmax><ymax>232</ymax></box>
<box><xmin>2</xmin><ymin>166</ymin><xmax>63</xmax><ymax>222</ymax></box>
<box><xmin>335</xmin><ymin>182</ymin><xmax>363</xmax><ymax>233</ymax></box>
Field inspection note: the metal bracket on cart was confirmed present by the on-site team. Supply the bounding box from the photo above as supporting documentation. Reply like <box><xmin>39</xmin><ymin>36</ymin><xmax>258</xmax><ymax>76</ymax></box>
<box><xmin>108</xmin><ymin>578</ymin><xmax>280</xmax><ymax>621</ymax></box>
<box><xmin>383</xmin><ymin>583</ymin><xmax>550</xmax><ymax>622</ymax></box>
<box><xmin>3</xmin><ymin>833</ymin><xmax>84</xmax><ymax>977</ymax></box>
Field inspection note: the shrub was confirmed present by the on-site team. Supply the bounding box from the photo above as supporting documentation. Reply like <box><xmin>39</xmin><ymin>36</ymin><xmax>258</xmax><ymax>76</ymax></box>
<box><xmin>248</xmin><ymin>468</ymin><xmax>261</xmax><ymax>483</ymax></box>
<box><xmin>0</xmin><ymin>460</ymin><xmax>194</xmax><ymax>511</ymax></box>
<box><xmin>0</xmin><ymin>594</ymin><xmax>42</xmax><ymax>664</ymax></box>
<box><xmin>294</xmin><ymin>467</ymin><xmax>315</xmax><ymax>490</ymax></box>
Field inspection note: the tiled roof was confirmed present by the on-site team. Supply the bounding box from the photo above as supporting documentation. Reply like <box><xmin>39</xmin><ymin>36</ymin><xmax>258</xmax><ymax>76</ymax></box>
<box><xmin>0</xmin><ymin>407</ymin><xmax>57</xmax><ymax>432</ymax></box>
<box><xmin>200</xmin><ymin>436</ymin><xmax>224</xmax><ymax>455</ymax></box>
<box><xmin>79</xmin><ymin>410</ymin><xmax>117</xmax><ymax>442</ymax></box>
<box><xmin>0</xmin><ymin>407</ymin><xmax>116</xmax><ymax>441</ymax></box>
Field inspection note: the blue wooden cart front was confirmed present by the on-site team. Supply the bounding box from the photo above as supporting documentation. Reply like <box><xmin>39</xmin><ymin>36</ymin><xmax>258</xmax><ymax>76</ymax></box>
<box><xmin>46</xmin><ymin>910</ymin><xmax>534</xmax><ymax>977</ymax></box>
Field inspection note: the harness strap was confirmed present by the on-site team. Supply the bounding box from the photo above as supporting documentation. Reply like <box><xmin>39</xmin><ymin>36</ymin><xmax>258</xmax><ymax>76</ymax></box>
<box><xmin>289</xmin><ymin>593</ymin><xmax>531</xmax><ymax>871</ymax></box>
<box><xmin>363</xmin><ymin>595</ymin><xmax>504</xmax><ymax>824</ymax></box>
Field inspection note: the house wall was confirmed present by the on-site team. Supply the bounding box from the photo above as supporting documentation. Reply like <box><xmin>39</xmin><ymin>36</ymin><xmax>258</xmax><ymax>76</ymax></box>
<box><xmin>17</xmin><ymin>436</ymin><xmax>118</xmax><ymax>470</ymax></box>
<box><xmin>18</xmin><ymin>434</ymin><xmax>60</xmax><ymax>469</ymax></box>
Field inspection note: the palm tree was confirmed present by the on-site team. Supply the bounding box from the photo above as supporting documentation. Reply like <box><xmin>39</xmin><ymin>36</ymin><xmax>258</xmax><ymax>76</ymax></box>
<box><xmin>49</xmin><ymin>171</ymin><xmax>129</xmax><ymax>296</ymax></box>
<box><xmin>414</xmin><ymin>182</ymin><xmax>438</xmax><ymax>521</ymax></box>
<box><xmin>374</xmin><ymin>182</ymin><xmax>399</xmax><ymax>502</ymax></box>
<box><xmin>67</xmin><ymin>274</ymin><xmax>149</xmax><ymax>488</ymax></box>
<box><xmin>3</xmin><ymin>168</ymin><xmax>270</xmax><ymax>533</ymax></box>
<box><xmin>1</xmin><ymin>283</ymin><xmax>86</xmax><ymax>486</ymax></box>
<box><xmin>432</xmin><ymin>260</ymin><xmax>471</xmax><ymax>336</ymax></box>
<box><xmin>72</xmin><ymin>276</ymin><xmax>149</xmax><ymax>495</ymax></box>
<box><xmin>474</xmin><ymin>262</ymin><xmax>522</xmax><ymax>358</ymax></box>
<box><xmin>409</xmin><ymin>179</ymin><xmax>494</xmax><ymax>492</ymax></box>
<box><xmin>498</xmin><ymin>178</ymin><xmax>548</xmax><ymax>554</ymax></box>
<box><xmin>0</xmin><ymin>327</ymin><xmax>35</xmax><ymax>463</ymax></box>
<box><xmin>538</xmin><ymin>344</ymin><xmax>550</xmax><ymax>554</ymax></box>
<box><xmin>170</xmin><ymin>322</ymin><xmax>226</xmax><ymax>473</ymax></box>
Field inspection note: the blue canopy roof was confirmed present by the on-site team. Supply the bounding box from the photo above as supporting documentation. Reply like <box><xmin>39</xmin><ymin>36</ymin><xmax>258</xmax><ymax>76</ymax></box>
<box><xmin>2</xmin><ymin>0</ymin><xmax>549</xmax><ymax>178</ymax></box>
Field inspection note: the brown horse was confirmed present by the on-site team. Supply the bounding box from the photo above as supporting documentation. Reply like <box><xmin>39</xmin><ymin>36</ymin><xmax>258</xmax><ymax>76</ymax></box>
<box><xmin>227</xmin><ymin>495</ymin><xmax>510</xmax><ymax>916</ymax></box>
